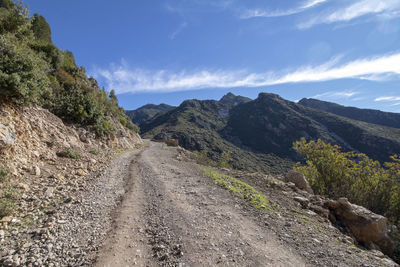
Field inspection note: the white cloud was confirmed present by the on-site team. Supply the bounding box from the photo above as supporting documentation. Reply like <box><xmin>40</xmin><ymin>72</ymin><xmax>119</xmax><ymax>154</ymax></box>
<box><xmin>299</xmin><ymin>0</ymin><xmax>400</xmax><ymax>29</ymax></box>
<box><xmin>169</xmin><ymin>22</ymin><xmax>188</xmax><ymax>40</ymax></box>
<box><xmin>240</xmin><ymin>0</ymin><xmax>328</xmax><ymax>19</ymax></box>
<box><xmin>91</xmin><ymin>52</ymin><xmax>400</xmax><ymax>94</ymax></box>
<box><xmin>312</xmin><ymin>91</ymin><xmax>359</xmax><ymax>100</ymax></box>
<box><xmin>375</xmin><ymin>96</ymin><xmax>400</xmax><ymax>102</ymax></box>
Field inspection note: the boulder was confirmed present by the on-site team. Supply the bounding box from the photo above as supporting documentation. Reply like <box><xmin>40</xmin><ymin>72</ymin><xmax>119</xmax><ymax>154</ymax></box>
<box><xmin>0</xmin><ymin>122</ymin><xmax>16</xmax><ymax>148</ymax></box>
<box><xmin>284</xmin><ymin>170</ymin><xmax>313</xmax><ymax>194</ymax></box>
<box><xmin>326</xmin><ymin>197</ymin><xmax>394</xmax><ymax>255</ymax></box>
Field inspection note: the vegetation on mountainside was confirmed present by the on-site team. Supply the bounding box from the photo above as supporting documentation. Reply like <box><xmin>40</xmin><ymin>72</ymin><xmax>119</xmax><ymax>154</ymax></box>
<box><xmin>0</xmin><ymin>0</ymin><xmax>138</xmax><ymax>136</ymax></box>
<box><xmin>227</xmin><ymin>93</ymin><xmax>400</xmax><ymax>164</ymax></box>
<box><xmin>0</xmin><ymin>167</ymin><xmax>17</xmax><ymax>218</ymax></box>
<box><xmin>141</xmin><ymin>99</ymin><xmax>293</xmax><ymax>173</ymax></box>
<box><xmin>202</xmin><ymin>168</ymin><xmax>269</xmax><ymax>212</ymax></box>
<box><xmin>293</xmin><ymin>138</ymin><xmax>400</xmax><ymax>225</ymax></box>
<box><xmin>299</xmin><ymin>98</ymin><xmax>400</xmax><ymax>129</ymax></box>
<box><xmin>126</xmin><ymin>103</ymin><xmax>175</xmax><ymax>126</ymax></box>
<box><xmin>57</xmin><ymin>148</ymin><xmax>82</xmax><ymax>159</ymax></box>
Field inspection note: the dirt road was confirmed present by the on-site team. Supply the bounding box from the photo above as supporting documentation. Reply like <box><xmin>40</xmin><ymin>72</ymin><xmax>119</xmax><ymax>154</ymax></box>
<box><xmin>95</xmin><ymin>141</ymin><xmax>306</xmax><ymax>266</ymax></box>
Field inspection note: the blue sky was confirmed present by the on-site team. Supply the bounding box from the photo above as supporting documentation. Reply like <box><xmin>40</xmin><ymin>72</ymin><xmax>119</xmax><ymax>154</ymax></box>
<box><xmin>25</xmin><ymin>0</ymin><xmax>400</xmax><ymax>111</ymax></box>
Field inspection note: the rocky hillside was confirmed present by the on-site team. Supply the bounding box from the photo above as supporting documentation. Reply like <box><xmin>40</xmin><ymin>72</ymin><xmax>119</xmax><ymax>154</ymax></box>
<box><xmin>299</xmin><ymin>98</ymin><xmax>400</xmax><ymax>129</ymax></box>
<box><xmin>126</xmin><ymin>103</ymin><xmax>175</xmax><ymax>126</ymax></box>
<box><xmin>141</xmin><ymin>98</ymin><xmax>293</xmax><ymax>173</ymax></box>
<box><xmin>142</xmin><ymin>92</ymin><xmax>400</xmax><ymax>172</ymax></box>
<box><xmin>226</xmin><ymin>93</ymin><xmax>400</xmax><ymax>163</ymax></box>
<box><xmin>219</xmin><ymin>92</ymin><xmax>251</xmax><ymax>106</ymax></box>
<box><xmin>0</xmin><ymin>0</ymin><xmax>142</xmax><ymax>225</ymax></box>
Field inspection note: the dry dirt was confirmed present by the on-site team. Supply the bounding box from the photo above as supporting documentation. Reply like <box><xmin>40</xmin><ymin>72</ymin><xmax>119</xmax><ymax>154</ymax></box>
<box><xmin>94</xmin><ymin>141</ymin><xmax>397</xmax><ymax>267</ymax></box>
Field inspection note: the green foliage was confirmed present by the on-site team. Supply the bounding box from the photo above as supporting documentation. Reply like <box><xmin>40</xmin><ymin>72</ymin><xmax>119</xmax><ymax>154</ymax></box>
<box><xmin>293</xmin><ymin>138</ymin><xmax>400</xmax><ymax>224</ymax></box>
<box><xmin>0</xmin><ymin>0</ymin><xmax>28</xmax><ymax>35</ymax></box>
<box><xmin>0</xmin><ymin>1</ymin><xmax>139</xmax><ymax>137</ymax></box>
<box><xmin>202</xmin><ymin>168</ymin><xmax>269</xmax><ymax>212</ymax></box>
<box><xmin>0</xmin><ymin>186</ymin><xmax>18</xmax><ymax>218</ymax></box>
<box><xmin>30</xmin><ymin>13</ymin><xmax>51</xmax><ymax>42</ymax></box>
<box><xmin>0</xmin><ymin>34</ymin><xmax>51</xmax><ymax>104</ymax></box>
<box><xmin>195</xmin><ymin>150</ymin><xmax>233</xmax><ymax>168</ymax></box>
<box><xmin>0</xmin><ymin>167</ymin><xmax>9</xmax><ymax>183</ymax></box>
<box><xmin>57</xmin><ymin>148</ymin><xmax>81</xmax><ymax>159</ymax></box>
<box><xmin>89</xmin><ymin>149</ymin><xmax>100</xmax><ymax>155</ymax></box>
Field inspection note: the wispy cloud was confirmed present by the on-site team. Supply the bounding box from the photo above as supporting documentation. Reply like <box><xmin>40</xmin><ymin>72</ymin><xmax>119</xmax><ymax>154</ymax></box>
<box><xmin>240</xmin><ymin>0</ymin><xmax>328</xmax><ymax>19</ymax></box>
<box><xmin>299</xmin><ymin>0</ymin><xmax>400</xmax><ymax>29</ymax></box>
<box><xmin>312</xmin><ymin>91</ymin><xmax>359</xmax><ymax>100</ymax></box>
<box><xmin>169</xmin><ymin>22</ymin><xmax>188</xmax><ymax>40</ymax></box>
<box><xmin>375</xmin><ymin>96</ymin><xmax>400</xmax><ymax>102</ymax></box>
<box><xmin>91</xmin><ymin>52</ymin><xmax>400</xmax><ymax>94</ymax></box>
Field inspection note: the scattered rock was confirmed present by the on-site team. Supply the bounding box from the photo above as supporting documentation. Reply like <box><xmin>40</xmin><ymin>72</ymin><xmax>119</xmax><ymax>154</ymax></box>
<box><xmin>294</xmin><ymin>196</ymin><xmax>309</xmax><ymax>208</ymax></box>
<box><xmin>0</xmin><ymin>122</ymin><xmax>16</xmax><ymax>148</ymax></box>
<box><xmin>1</xmin><ymin>217</ymin><xmax>13</xmax><ymax>223</ymax></box>
<box><xmin>76</xmin><ymin>169</ymin><xmax>88</xmax><ymax>177</ymax></box>
<box><xmin>32</xmin><ymin>166</ymin><xmax>41</xmax><ymax>176</ymax></box>
<box><xmin>326</xmin><ymin>198</ymin><xmax>394</xmax><ymax>255</ymax></box>
<box><xmin>284</xmin><ymin>170</ymin><xmax>313</xmax><ymax>194</ymax></box>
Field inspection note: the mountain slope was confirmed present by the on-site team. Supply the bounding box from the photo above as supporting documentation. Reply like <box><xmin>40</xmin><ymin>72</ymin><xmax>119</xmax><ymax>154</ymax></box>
<box><xmin>142</xmin><ymin>93</ymin><xmax>400</xmax><ymax>172</ymax></box>
<box><xmin>141</xmin><ymin>99</ymin><xmax>294</xmax><ymax>173</ymax></box>
<box><xmin>126</xmin><ymin>103</ymin><xmax>175</xmax><ymax>126</ymax></box>
<box><xmin>219</xmin><ymin>92</ymin><xmax>251</xmax><ymax>106</ymax></box>
<box><xmin>299</xmin><ymin>98</ymin><xmax>400</xmax><ymax>129</ymax></box>
<box><xmin>227</xmin><ymin>93</ymin><xmax>400</xmax><ymax>163</ymax></box>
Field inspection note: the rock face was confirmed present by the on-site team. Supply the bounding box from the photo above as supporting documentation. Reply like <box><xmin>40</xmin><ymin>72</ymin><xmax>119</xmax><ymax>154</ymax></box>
<box><xmin>327</xmin><ymin>198</ymin><xmax>394</xmax><ymax>255</ymax></box>
<box><xmin>284</xmin><ymin>170</ymin><xmax>313</xmax><ymax>194</ymax></box>
<box><xmin>0</xmin><ymin>122</ymin><xmax>16</xmax><ymax>148</ymax></box>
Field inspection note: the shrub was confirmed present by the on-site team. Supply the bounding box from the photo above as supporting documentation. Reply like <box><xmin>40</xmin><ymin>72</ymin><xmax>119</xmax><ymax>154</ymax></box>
<box><xmin>165</xmin><ymin>139</ymin><xmax>179</xmax><ymax>147</ymax></box>
<box><xmin>57</xmin><ymin>147</ymin><xmax>81</xmax><ymax>159</ymax></box>
<box><xmin>0</xmin><ymin>34</ymin><xmax>51</xmax><ymax>105</ymax></box>
<box><xmin>0</xmin><ymin>167</ymin><xmax>9</xmax><ymax>183</ymax></box>
<box><xmin>0</xmin><ymin>186</ymin><xmax>18</xmax><ymax>218</ymax></box>
<box><xmin>195</xmin><ymin>149</ymin><xmax>233</xmax><ymax>168</ymax></box>
<box><xmin>30</xmin><ymin>13</ymin><xmax>51</xmax><ymax>43</ymax></box>
<box><xmin>293</xmin><ymin>138</ymin><xmax>400</xmax><ymax>224</ymax></box>
<box><xmin>89</xmin><ymin>149</ymin><xmax>100</xmax><ymax>155</ymax></box>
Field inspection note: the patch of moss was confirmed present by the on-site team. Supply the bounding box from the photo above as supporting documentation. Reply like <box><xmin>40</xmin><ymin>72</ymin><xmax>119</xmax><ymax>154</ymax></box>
<box><xmin>57</xmin><ymin>148</ymin><xmax>81</xmax><ymax>159</ymax></box>
<box><xmin>202</xmin><ymin>168</ymin><xmax>269</xmax><ymax>212</ymax></box>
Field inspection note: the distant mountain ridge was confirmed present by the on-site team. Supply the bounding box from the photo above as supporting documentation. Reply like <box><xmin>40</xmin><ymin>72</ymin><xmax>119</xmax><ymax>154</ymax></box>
<box><xmin>126</xmin><ymin>103</ymin><xmax>175</xmax><ymax>126</ymax></box>
<box><xmin>219</xmin><ymin>92</ymin><xmax>251</xmax><ymax>106</ymax></box>
<box><xmin>140</xmin><ymin>92</ymin><xmax>400</xmax><ymax>173</ymax></box>
<box><xmin>299</xmin><ymin>98</ymin><xmax>400</xmax><ymax>129</ymax></box>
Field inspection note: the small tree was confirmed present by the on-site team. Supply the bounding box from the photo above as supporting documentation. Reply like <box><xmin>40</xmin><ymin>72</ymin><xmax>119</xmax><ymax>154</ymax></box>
<box><xmin>31</xmin><ymin>13</ymin><xmax>52</xmax><ymax>43</ymax></box>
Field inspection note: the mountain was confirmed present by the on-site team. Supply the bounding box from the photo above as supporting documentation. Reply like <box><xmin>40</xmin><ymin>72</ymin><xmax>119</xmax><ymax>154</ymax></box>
<box><xmin>226</xmin><ymin>93</ymin><xmax>400</xmax><ymax>163</ymax></box>
<box><xmin>141</xmin><ymin>99</ymin><xmax>294</xmax><ymax>173</ymax></box>
<box><xmin>126</xmin><ymin>103</ymin><xmax>175</xmax><ymax>126</ymax></box>
<box><xmin>141</xmin><ymin>92</ymin><xmax>400</xmax><ymax>172</ymax></box>
<box><xmin>219</xmin><ymin>92</ymin><xmax>251</xmax><ymax>106</ymax></box>
<box><xmin>299</xmin><ymin>98</ymin><xmax>400</xmax><ymax>129</ymax></box>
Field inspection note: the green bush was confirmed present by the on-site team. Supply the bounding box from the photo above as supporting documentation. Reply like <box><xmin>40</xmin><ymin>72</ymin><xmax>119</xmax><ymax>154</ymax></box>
<box><xmin>89</xmin><ymin>149</ymin><xmax>100</xmax><ymax>155</ymax></box>
<box><xmin>0</xmin><ymin>0</ymin><xmax>140</xmax><ymax>137</ymax></box>
<box><xmin>30</xmin><ymin>13</ymin><xmax>51</xmax><ymax>43</ymax></box>
<box><xmin>293</xmin><ymin>138</ymin><xmax>400</xmax><ymax>224</ymax></box>
<box><xmin>195</xmin><ymin>150</ymin><xmax>233</xmax><ymax>168</ymax></box>
<box><xmin>57</xmin><ymin>148</ymin><xmax>81</xmax><ymax>159</ymax></box>
<box><xmin>0</xmin><ymin>34</ymin><xmax>51</xmax><ymax>105</ymax></box>
<box><xmin>0</xmin><ymin>186</ymin><xmax>18</xmax><ymax>218</ymax></box>
<box><xmin>0</xmin><ymin>167</ymin><xmax>9</xmax><ymax>183</ymax></box>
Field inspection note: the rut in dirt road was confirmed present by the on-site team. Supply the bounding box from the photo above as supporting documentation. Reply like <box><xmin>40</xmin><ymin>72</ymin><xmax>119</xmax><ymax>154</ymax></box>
<box><xmin>95</xmin><ymin>141</ymin><xmax>306</xmax><ymax>266</ymax></box>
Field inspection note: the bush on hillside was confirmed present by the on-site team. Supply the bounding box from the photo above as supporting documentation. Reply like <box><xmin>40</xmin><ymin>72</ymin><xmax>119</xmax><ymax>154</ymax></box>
<box><xmin>293</xmin><ymin>138</ymin><xmax>400</xmax><ymax>225</ymax></box>
<box><xmin>31</xmin><ymin>13</ymin><xmax>51</xmax><ymax>42</ymax></box>
<box><xmin>0</xmin><ymin>0</ymin><xmax>139</xmax><ymax>137</ymax></box>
